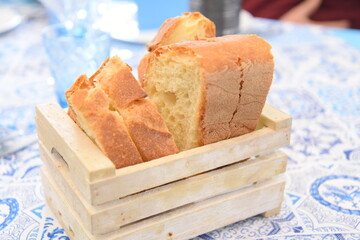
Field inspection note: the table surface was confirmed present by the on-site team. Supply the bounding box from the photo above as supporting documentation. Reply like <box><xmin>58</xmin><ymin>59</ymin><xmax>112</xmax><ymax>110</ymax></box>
<box><xmin>0</xmin><ymin>2</ymin><xmax>360</xmax><ymax>240</ymax></box>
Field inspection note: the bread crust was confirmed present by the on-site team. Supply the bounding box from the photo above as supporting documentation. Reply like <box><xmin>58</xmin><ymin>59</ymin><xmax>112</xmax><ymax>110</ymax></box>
<box><xmin>145</xmin><ymin>35</ymin><xmax>274</xmax><ymax>147</ymax></box>
<box><xmin>186</xmin><ymin>35</ymin><xmax>273</xmax><ymax>144</ymax></box>
<box><xmin>90</xmin><ymin>56</ymin><xmax>147</xmax><ymax>108</ymax></box>
<box><xmin>146</xmin><ymin>12</ymin><xmax>216</xmax><ymax>52</ymax></box>
<box><xmin>139</xmin><ymin>12</ymin><xmax>216</xmax><ymax>85</ymax></box>
<box><xmin>66</xmin><ymin>75</ymin><xmax>143</xmax><ymax>168</ymax></box>
<box><xmin>137</xmin><ymin>52</ymin><xmax>150</xmax><ymax>87</ymax></box>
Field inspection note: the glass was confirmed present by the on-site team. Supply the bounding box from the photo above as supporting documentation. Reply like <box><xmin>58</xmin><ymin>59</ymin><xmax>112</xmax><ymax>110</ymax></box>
<box><xmin>42</xmin><ymin>23</ymin><xmax>110</xmax><ymax>108</ymax></box>
<box><xmin>190</xmin><ymin>0</ymin><xmax>242</xmax><ymax>36</ymax></box>
<box><xmin>38</xmin><ymin>0</ymin><xmax>103</xmax><ymax>25</ymax></box>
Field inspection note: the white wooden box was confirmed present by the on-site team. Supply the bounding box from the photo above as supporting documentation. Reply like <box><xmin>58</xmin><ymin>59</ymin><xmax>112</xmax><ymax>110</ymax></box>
<box><xmin>36</xmin><ymin>103</ymin><xmax>291</xmax><ymax>240</ymax></box>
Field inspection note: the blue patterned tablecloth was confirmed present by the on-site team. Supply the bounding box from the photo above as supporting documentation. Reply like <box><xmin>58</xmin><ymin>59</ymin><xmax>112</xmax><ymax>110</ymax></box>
<box><xmin>0</xmin><ymin>3</ymin><xmax>360</xmax><ymax>240</ymax></box>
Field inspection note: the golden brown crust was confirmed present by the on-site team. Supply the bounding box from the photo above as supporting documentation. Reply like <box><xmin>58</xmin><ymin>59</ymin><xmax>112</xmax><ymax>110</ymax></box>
<box><xmin>146</xmin><ymin>35</ymin><xmax>274</xmax><ymax>146</ymax></box>
<box><xmin>137</xmin><ymin>52</ymin><xmax>151</xmax><ymax>87</ymax></box>
<box><xmin>139</xmin><ymin>12</ymin><xmax>215</xmax><ymax>84</ymax></box>
<box><xmin>122</xmin><ymin>99</ymin><xmax>179</xmax><ymax>161</ymax></box>
<box><xmin>197</xmin><ymin>35</ymin><xmax>273</xmax><ymax>144</ymax></box>
<box><xmin>146</xmin><ymin>12</ymin><xmax>216</xmax><ymax>52</ymax></box>
<box><xmin>90</xmin><ymin>56</ymin><xmax>147</xmax><ymax>109</ymax></box>
<box><xmin>147</xmin><ymin>17</ymin><xmax>180</xmax><ymax>52</ymax></box>
<box><xmin>66</xmin><ymin>75</ymin><xmax>143</xmax><ymax>169</ymax></box>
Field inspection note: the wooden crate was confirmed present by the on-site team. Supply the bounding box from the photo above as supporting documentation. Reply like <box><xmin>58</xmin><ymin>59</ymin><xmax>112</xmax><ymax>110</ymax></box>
<box><xmin>36</xmin><ymin>103</ymin><xmax>291</xmax><ymax>240</ymax></box>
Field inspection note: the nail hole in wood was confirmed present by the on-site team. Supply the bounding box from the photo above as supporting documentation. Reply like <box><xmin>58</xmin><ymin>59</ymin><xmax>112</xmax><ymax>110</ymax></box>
<box><xmin>68</xmin><ymin>226</ymin><xmax>74</xmax><ymax>236</ymax></box>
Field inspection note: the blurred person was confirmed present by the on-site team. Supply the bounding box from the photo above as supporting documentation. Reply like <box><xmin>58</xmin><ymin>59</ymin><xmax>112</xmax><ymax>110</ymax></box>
<box><xmin>242</xmin><ymin>0</ymin><xmax>360</xmax><ymax>29</ymax></box>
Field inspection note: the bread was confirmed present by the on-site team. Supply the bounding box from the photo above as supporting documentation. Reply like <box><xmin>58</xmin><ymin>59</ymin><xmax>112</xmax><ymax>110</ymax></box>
<box><xmin>65</xmin><ymin>75</ymin><xmax>143</xmax><ymax>168</ymax></box>
<box><xmin>66</xmin><ymin>56</ymin><xmax>179</xmax><ymax>168</ymax></box>
<box><xmin>120</xmin><ymin>99</ymin><xmax>179</xmax><ymax>161</ymax></box>
<box><xmin>139</xmin><ymin>12</ymin><xmax>216</xmax><ymax>85</ymax></box>
<box><xmin>146</xmin><ymin>12</ymin><xmax>216</xmax><ymax>52</ymax></box>
<box><xmin>141</xmin><ymin>35</ymin><xmax>274</xmax><ymax>151</ymax></box>
<box><xmin>91</xmin><ymin>56</ymin><xmax>179</xmax><ymax>161</ymax></box>
<box><xmin>138</xmin><ymin>53</ymin><xmax>151</xmax><ymax>86</ymax></box>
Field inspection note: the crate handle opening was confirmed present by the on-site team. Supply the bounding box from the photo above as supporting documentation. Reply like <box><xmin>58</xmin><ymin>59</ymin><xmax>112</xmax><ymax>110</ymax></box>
<box><xmin>51</xmin><ymin>147</ymin><xmax>69</xmax><ymax>169</ymax></box>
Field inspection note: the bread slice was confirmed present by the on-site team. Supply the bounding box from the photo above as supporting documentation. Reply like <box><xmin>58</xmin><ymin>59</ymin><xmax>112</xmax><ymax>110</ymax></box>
<box><xmin>146</xmin><ymin>12</ymin><xmax>216</xmax><ymax>52</ymax></box>
<box><xmin>139</xmin><ymin>12</ymin><xmax>216</xmax><ymax>86</ymax></box>
<box><xmin>90</xmin><ymin>57</ymin><xmax>147</xmax><ymax>108</ymax></box>
<box><xmin>65</xmin><ymin>75</ymin><xmax>143</xmax><ymax>168</ymax></box>
<box><xmin>90</xmin><ymin>56</ymin><xmax>179</xmax><ymax>162</ymax></box>
<box><xmin>121</xmin><ymin>99</ymin><xmax>179</xmax><ymax>161</ymax></box>
<box><xmin>142</xmin><ymin>35</ymin><xmax>274</xmax><ymax>151</ymax></box>
<box><xmin>66</xmin><ymin>56</ymin><xmax>179</xmax><ymax>167</ymax></box>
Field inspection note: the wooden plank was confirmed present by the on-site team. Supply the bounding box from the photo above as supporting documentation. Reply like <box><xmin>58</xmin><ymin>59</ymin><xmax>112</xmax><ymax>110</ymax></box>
<box><xmin>40</xmin><ymin>140</ymin><xmax>287</xmax><ymax>234</ymax></box>
<box><xmin>43</xmin><ymin>170</ymin><xmax>91</xmax><ymax>240</ymax></box>
<box><xmin>36</xmin><ymin>103</ymin><xmax>116</xmax><ymax>182</ymax></box>
<box><xmin>92</xmin><ymin>126</ymin><xmax>290</xmax><ymax>204</ymax></box>
<box><xmin>39</xmin><ymin>142</ymin><xmax>93</xmax><ymax>231</ymax></box>
<box><xmin>259</xmin><ymin>104</ymin><xmax>292</xmax><ymax>130</ymax></box>
<box><xmin>42</xmin><ymin>168</ymin><xmax>286</xmax><ymax>240</ymax></box>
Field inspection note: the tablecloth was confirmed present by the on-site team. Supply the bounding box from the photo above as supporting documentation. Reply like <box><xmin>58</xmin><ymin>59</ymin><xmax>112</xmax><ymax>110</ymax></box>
<box><xmin>0</xmin><ymin>3</ymin><xmax>359</xmax><ymax>240</ymax></box>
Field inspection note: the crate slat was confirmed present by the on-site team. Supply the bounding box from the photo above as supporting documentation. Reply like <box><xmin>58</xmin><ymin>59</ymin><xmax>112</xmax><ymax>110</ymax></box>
<box><xmin>40</xmin><ymin>140</ymin><xmax>287</xmax><ymax>234</ymax></box>
<box><xmin>92</xmin><ymin>126</ymin><xmax>290</xmax><ymax>205</ymax></box>
<box><xmin>258</xmin><ymin>104</ymin><xmax>292</xmax><ymax>130</ymax></box>
<box><xmin>42</xmin><ymin>168</ymin><xmax>285</xmax><ymax>240</ymax></box>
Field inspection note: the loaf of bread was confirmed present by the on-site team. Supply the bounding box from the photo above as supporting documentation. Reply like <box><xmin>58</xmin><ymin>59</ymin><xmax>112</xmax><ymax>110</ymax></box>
<box><xmin>139</xmin><ymin>12</ymin><xmax>216</xmax><ymax>85</ymax></box>
<box><xmin>146</xmin><ymin>12</ymin><xmax>215</xmax><ymax>52</ymax></box>
<box><xmin>141</xmin><ymin>35</ymin><xmax>274</xmax><ymax>151</ymax></box>
<box><xmin>66</xmin><ymin>56</ymin><xmax>179</xmax><ymax>168</ymax></box>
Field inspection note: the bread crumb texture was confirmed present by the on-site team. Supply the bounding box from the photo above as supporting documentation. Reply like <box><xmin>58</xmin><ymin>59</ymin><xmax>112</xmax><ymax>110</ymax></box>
<box><xmin>146</xmin><ymin>52</ymin><xmax>202</xmax><ymax>151</ymax></box>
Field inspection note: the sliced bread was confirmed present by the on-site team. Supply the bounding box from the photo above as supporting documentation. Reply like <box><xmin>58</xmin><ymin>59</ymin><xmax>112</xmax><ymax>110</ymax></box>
<box><xmin>147</xmin><ymin>12</ymin><xmax>216</xmax><ymax>52</ymax></box>
<box><xmin>65</xmin><ymin>75</ymin><xmax>143</xmax><ymax>168</ymax></box>
<box><xmin>141</xmin><ymin>35</ymin><xmax>274</xmax><ymax>151</ymax></box>
<box><xmin>139</xmin><ymin>12</ymin><xmax>216</xmax><ymax>85</ymax></box>
<box><xmin>66</xmin><ymin>56</ymin><xmax>179</xmax><ymax>168</ymax></box>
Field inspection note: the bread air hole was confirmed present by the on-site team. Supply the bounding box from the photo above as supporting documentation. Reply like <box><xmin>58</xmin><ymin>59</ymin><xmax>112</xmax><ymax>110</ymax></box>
<box><xmin>145</xmin><ymin>54</ymin><xmax>201</xmax><ymax>151</ymax></box>
<box><xmin>162</xmin><ymin>92</ymin><xmax>176</xmax><ymax>105</ymax></box>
